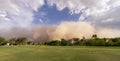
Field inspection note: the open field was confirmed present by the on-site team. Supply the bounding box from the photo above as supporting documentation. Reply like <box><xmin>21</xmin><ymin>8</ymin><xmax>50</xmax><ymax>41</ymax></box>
<box><xmin>0</xmin><ymin>46</ymin><xmax>120</xmax><ymax>61</ymax></box>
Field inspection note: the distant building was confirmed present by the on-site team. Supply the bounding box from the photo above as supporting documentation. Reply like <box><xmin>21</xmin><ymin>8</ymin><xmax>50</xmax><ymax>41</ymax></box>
<box><xmin>105</xmin><ymin>38</ymin><xmax>112</xmax><ymax>42</ymax></box>
<box><xmin>6</xmin><ymin>43</ymin><xmax>10</xmax><ymax>46</ymax></box>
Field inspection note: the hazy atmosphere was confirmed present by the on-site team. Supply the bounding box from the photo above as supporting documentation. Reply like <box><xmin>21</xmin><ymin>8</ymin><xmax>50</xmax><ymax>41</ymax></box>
<box><xmin>0</xmin><ymin>0</ymin><xmax>120</xmax><ymax>41</ymax></box>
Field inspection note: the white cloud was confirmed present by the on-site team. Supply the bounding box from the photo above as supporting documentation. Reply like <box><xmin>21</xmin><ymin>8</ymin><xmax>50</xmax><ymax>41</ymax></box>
<box><xmin>48</xmin><ymin>0</ymin><xmax>110</xmax><ymax>14</ymax></box>
<box><xmin>0</xmin><ymin>0</ymin><xmax>44</xmax><ymax>27</ymax></box>
<box><xmin>39</xmin><ymin>19</ymin><xmax>43</xmax><ymax>23</ymax></box>
<box><xmin>47</xmin><ymin>0</ymin><xmax>120</xmax><ymax>23</ymax></box>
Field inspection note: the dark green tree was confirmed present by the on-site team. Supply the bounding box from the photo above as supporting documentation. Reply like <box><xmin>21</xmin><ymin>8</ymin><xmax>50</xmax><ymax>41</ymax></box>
<box><xmin>92</xmin><ymin>34</ymin><xmax>97</xmax><ymax>39</ymax></box>
<box><xmin>112</xmin><ymin>38</ymin><xmax>120</xmax><ymax>46</ymax></box>
<box><xmin>16</xmin><ymin>37</ymin><xmax>27</xmax><ymax>45</ymax></box>
<box><xmin>9</xmin><ymin>38</ymin><xmax>17</xmax><ymax>45</ymax></box>
<box><xmin>72</xmin><ymin>38</ymin><xmax>84</xmax><ymax>46</ymax></box>
<box><xmin>47</xmin><ymin>40</ymin><xmax>60</xmax><ymax>46</ymax></box>
<box><xmin>0</xmin><ymin>37</ymin><xmax>6</xmax><ymax>46</ymax></box>
<box><xmin>60</xmin><ymin>39</ymin><xmax>68</xmax><ymax>46</ymax></box>
<box><xmin>105</xmin><ymin>40</ymin><xmax>113</xmax><ymax>46</ymax></box>
<box><xmin>87</xmin><ymin>38</ymin><xmax>106</xmax><ymax>46</ymax></box>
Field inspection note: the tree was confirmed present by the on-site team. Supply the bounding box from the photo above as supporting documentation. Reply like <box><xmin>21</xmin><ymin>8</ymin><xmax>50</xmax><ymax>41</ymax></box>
<box><xmin>9</xmin><ymin>37</ymin><xmax>27</xmax><ymax>45</ymax></box>
<box><xmin>27</xmin><ymin>41</ymin><xmax>33</xmax><ymax>45</ymax></box>
<box><xmin>114</xmin><ymin>40</ymin><xmax>120</xmax><ymax>46</ymax></box>
<box><xmin>9</xmin><ymin>38</ymin><xmax>17</xmax><ymax>45</ymax></box>
<box><xmin>95</xmin><ymin>38</ymin><xmax>106</xmax><ymax>46</ymax></box>
<box><xmin>112</xmin><ymin>38</ymin><xmax>120</xmax><ymax>46</ymax></box>
<box><xmin>60</xmin><ymin>39</ymin><xmax>68</xmax><ymax>46</ymax></box>
<box><xmin>92</xmin><ymin>34</ymin><xmax>97</xmax><ymax>39</ymax></box>
<box><xmin>72</xmin><ymin>38</ymin><xmax>84</xmax><ymax>46</ymax></box>
<box><xmin>87</xmin><ymin>38</ymin><xmax>106</xmax><ymax>46</ymax></box>
<box><xmin>74</xmin><ymin>40</ymin><xmax>83</xmax><ymax>46</ymax></box>
<box><xmin>87</xmin><ymin>39</ymin><xmax>96</xmax><ymax>46</ymax></box>
<box><xmin>0</xmin><ymin>37</ymin><xmax>6</xmax><ymax>46</ymax></box>
<box><xmin>16</xmin><ymin>37</ymin><xmax>27</xmax><ymax>45</ymax></box>
<box><xmin>46</xmin><ymin>40</ymin><xmax>60</xmax><ymax>46</ymax></box>
<box><xmin>105</xmin><ymin>40</ymin><xmax>113</xmax><ymax>46</ymax></box>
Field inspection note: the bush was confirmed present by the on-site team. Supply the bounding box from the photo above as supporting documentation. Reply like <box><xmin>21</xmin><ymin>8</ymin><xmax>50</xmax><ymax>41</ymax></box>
<box><xmin>87</xmin><ymin>38</ymin><xmax>106</xmax><ymax>46</ymax></box>
<box><xmin>74</xmin><ymin>40</ymin><xmax>84</xmax><ymax>46</ymax></box>
<box><xmin>47</xmin><ymin>40</ymin><xmax>60</xmax><ymax>46</ymax></box>
<box><xmin>9</xmin><ymin>38</ymin><xmax>17</xmax><ymax>45</ymax></box>
<box><xmin>27</xmin><ymin>41</ymin><xmax>32</xmax><ymax>45</ymax></box>
<box><xmin>60</xmin><ymin>39</ymin><xmax>68</xmax><ymax>46</ymax></box>
<box><xmin>9</xmin><ymin>37</ymin><xmax>27</xmax><ymax>45</ymax></box>
<box><xmin>112</xmin><ymin>38</ymin><xmax>120</xmax><ymax>46</ymax></box>
<box><xmin>105</xmin><ymin>40</ymin><xmax>113</xmax><ymax>46</ymax></box>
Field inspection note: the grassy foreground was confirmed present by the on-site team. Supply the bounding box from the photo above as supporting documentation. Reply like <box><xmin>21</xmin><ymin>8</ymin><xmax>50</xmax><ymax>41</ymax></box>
<box><xmin>0</xmin><ymin>46</ymin><xmax>120</xmax><ymax>61</ymax></box>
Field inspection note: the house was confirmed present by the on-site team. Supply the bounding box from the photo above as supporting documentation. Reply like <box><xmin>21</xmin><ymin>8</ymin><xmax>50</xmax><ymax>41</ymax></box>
<box><xmin>6</xmin><ymin>43</ymin><xmax>10</xmax><ymax>46</ymax></box>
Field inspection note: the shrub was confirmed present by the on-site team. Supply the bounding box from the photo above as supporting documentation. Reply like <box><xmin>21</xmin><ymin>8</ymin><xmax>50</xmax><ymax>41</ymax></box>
<box><xmin>87</xmin><ymin>38</ymin><xmax>106</xmax><ymax>46</ymax></box>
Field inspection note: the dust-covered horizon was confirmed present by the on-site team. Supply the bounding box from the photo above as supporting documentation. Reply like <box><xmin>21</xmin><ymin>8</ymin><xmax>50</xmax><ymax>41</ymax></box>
<box><xmin>0</xmin><ymin>21</ymin><xmax>120</xmax><ymax>42</ymax></box>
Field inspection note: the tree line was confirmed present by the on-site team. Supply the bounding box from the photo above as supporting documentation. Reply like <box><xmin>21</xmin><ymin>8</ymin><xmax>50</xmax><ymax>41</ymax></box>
<box><xmin>44</xmin><ymin>38</ymin><xmax>120</xmax><ymax>46</ymax></box>
<box><xmin>42</xmin><ymin>34</ymin><xmax>120</xmax><ymax>46</ymax></box>
<box><xmin>0</xmin><ymin>34</ymin><xmax>120</xmax><ymax>46</ymax></box>
<box><xmin>0</xmin><ymin>37</ymin><xmax>27</xmax><ymax>46</ymax></box>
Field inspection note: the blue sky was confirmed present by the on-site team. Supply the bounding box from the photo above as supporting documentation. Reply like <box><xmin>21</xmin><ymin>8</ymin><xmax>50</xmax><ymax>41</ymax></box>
<box><xmin>33</xmin><ymin>0</ymin><xmax>81</xmax><ymax>25</ymax></box>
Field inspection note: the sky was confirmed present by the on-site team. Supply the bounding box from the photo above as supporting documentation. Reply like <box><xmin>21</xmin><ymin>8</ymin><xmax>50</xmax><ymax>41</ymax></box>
<box><xmin>0</xmin><ymin>0</ymin><xmax>120</xmax><ymax>41</ymax></box>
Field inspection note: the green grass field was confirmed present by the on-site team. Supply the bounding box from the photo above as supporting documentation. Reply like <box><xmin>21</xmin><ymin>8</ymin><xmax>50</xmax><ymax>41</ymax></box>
<box><xmin>0</xmin><ymin>46</ymin><xmax>120</xmax><ymax>61</ymax></box>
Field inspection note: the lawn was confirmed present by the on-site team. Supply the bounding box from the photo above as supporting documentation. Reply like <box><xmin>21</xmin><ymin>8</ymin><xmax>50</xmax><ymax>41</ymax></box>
<box><xmin>0</xmin><ymin>46</ymin><xmax>120</xmax><ymax>61</ymax></box>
